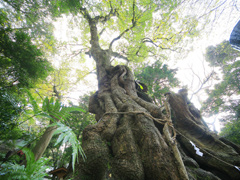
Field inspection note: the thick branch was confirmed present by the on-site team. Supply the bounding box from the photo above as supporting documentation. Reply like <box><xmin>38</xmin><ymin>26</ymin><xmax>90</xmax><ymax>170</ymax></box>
<box><xmin>142</xmin><ymin>38</ymin><xmax>158</xmax><ymax>47</ymax></box>
<box><xmin>79</xmin><ymin>7</ymin><xmax>100</xmax><ymax>49</ymax></box>
<box><xmin>80</xmin><ymin>5</ymin><xmax>117</xmax><ymax>49</ymax></box>
<box><xmin>79</xmin><ymin>7</ymin><xmax>92</xmax><ymax>22</ymax></box>
<box><xmin>95</xmin><ymin>5</ymin><xmax>117</xmax><ymax>23</ymax></box>
<box><xmin>109</xmin><ymin>25</ymin><xmax>135</xmax><ymax>50</ymax></box>
<box><xmin>112</xmin><ymin>51</ymin><xmax>129</xmax><ymax>62</ymax></box>
<box><xmin>142</xmin><ymin>37</ymin><xmax>178</xmax><ymax>51</ymax></box>
<box><xmin>109</xmin><ymin>2</ymin><xmax>138</xmax><ymax>50</ymax></box>
<box><xmin>32</xmin><ymin>125</ymin><xmax>57</xmax><ymax>161</ymax></box>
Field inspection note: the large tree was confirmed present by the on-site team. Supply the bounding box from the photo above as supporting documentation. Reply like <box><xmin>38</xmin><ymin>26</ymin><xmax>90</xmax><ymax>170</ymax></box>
<box><xmin>0</xmin><ymin>6</ymin><xmax>53</xmax><ymax>140</ymax></box>
<box><xmin>202</xmin><ymin>40</ymin><xmax>240</xmax><ymax>119</ymax></box>
<box><xmin>51</xmin><ymin>1</ymin><xmax>240</xmax><ymax>180</ymax></box>
<box><xmin>2</xmin><ymin>0</ymin><xmax>240</xmax><ymax>179</ymax></box>
<box><xmin>202</xmin><ymin>40</ymin><xmax>240</xmax><ymax>145</ymax></box>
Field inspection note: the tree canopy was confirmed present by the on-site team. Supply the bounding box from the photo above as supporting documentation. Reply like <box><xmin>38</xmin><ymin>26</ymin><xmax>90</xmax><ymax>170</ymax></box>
<box><xmin>1</xmin><ymin>0</ymin><xmax>240</xmax><ymax>180</ymax></box>
<box><xmin>202</xmin><ymin>40</ymin><xmax>240</xmax><ymax>119</ymax></box>
<box><xmin>0</xmin><ymin>7</ymin><xmax>53</xmax><ymax>139</ymax></box>
<box><xmin>202</xmin><ymin>40</ymin><xmax>240</xmax><ymax>145</ymax></box>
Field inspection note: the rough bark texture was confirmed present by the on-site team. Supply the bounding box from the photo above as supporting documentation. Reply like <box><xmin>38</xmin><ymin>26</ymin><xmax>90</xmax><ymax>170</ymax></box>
<box><xmin>74</xmin><ymin>64</ymin><xmax>240</xmax><ymax>180</ymax></box>
<box><xmin>73</xmin><ymin>10</ymin><xmax>240</xmax><ymax>179</ymax></box>
<box><xmin>75</xmin><ymin>65</ymin><xmax>187</xmax><ymax>180</ymax></box>
<box><xmin>169</xmin><ymin>92</ymin><xmax>240</xmax><ymax>180</ymax></box>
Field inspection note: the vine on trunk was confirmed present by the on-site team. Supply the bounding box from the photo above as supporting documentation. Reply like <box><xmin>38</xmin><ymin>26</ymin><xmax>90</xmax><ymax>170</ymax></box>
<box><xmin>75</xmin><ymin>65</ymin><xmax>240</xmax><ymax>180</ymax></box>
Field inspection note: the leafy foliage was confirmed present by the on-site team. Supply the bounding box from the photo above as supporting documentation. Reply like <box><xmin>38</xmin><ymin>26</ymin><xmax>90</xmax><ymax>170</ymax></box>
<box><xmin>205</xmin><ymin>40</ymin><xmax>240</xmax><ymax>67</ymax></box>
<box><xmin>25</xmin><ymin>92</ymin><xmax>88</xmax><ymax>168</ymax></box>
<box><xmin>201</xmin><ymin>40</ymin><xmax>240</xmax><ymax>143</ymax></box>
<box><xmin>220</xmin><ymin>116</ymin><xmax>240</xmax><ymax>145</ymax></box>
<box><xmin>135</xmin><ymin>60</ymin><xmax>179</xmax><ymax>105</ymax></box>
<box><xmin>40</xmin><ymin>97</ymin><xmax>86</xmax><ymax>122</ymax></box>
<box><xmin>1</xmin><ymin>89</ymin><xmax>91</xmax><ymax>177</ymax></box>
<box><xmin>43</xmin><ymin>94</ymin><xmax>95</xmax><ymax>171</ymax></box>
<box><xmin>0</xmin><ymin>148</ymin><xmax>49</xmax><ymax>180</ymax></box>
<box><xmin>51</xmin><ymin>122</ymin><xmax>86</xmax><ymax>171</ymax></box>
<box><xmin>0</xmin><ymin>30</ymin><xmax>52</xmax><ymax>89</ymax></box>
<box><xmin>202</xmin><ymin>40</ymin><xmax>240</xmax><ymax>118</ymax></box>
<box><xmin>1</xmin><ymin>0</ymin><xmax>55</xmax><ymax>42</ymax></box>
<box><xmin>46</xmin><ymin>0</ymin><xmax>83</xmax><ymax>16</ymax></box>
<box><xmin>0</xmin><ymin>7</ymin><xmax>53</xmax><ymax>136</ymax></box>
<box><xmin>0</xmin><ymin>89</ymin><xmax>24</xmax><ymax>138</ymax></box>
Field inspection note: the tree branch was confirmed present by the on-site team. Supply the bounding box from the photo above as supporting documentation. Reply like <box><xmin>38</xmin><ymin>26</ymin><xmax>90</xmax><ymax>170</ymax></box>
<box><xmin>198</xmin><ymin>0</ymin><xmax>228</xmax><ymax>19</ymax></box>
<box><xmin>95</xmin><ymin>5</ymin><xmax>117</xmax><ymax>23</ymax></box>
<box><xmin>190</xmin><ymin>71</ymin><xmax>215</xmax><ymax>100</ymax></box>
<box><xmin>132</xmin><ymin>0</ymin><xmax>136</xmax><ymax>26</ymax></box>
<box><xmin>99</xmin><ymin>27</ymin><xmax>106</xmax><ymax>36</ymax></box>
<box><xmin>142</xmin><ymin>37</ymin><xmax>178</xmax><ymax>51</ymax></box>
<box><xmin>80</xmin><ymin>7</ymin><xmax>100</xmax><ymax>50</ymax></box>
<box><xmin>142</xmin><ymin>38</ymin><xmax>158</xmax><ymax>47</ymax></box>
<box><xmin>80</xmin><ymin>6</ymin><xmax>116</xmax><ymax>51</ymax></box>
<box><xmin>79</xmin><ymin>7</ymin><xmax>92</xmax><ymax>22</ymax></box>
<box><xmin>112</xmin><ymin>51</ymin><xmax>129</xmax><ymax>62</ymax></box>
<box><xmin>109</xmin><ymin>2</ymin><xmax>137</xmax><ymax>50</ymax></box>
<box><xmin>109</xmin><ymin>26</ymin><xmax>133</xmax><ymax>50</ymax></box>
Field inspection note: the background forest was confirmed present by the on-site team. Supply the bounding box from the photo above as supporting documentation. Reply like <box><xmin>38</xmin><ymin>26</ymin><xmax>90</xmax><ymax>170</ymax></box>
<box><xmin>0</xmin><ymin>0</ymin><xmax>239</xmax><ymax>179</ymax></box>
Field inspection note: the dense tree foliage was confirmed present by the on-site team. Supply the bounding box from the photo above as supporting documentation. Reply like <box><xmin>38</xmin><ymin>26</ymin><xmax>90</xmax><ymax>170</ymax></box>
<box><xmin>0</xmin><ymin>30</ymin><xmax>52</xmax><ymax>89</ymax></box>
<box><xmin>0</xmin><ymin>148</ymin><xmax>49</xmax><ymax>180</ymax></box>
<box><xmin>1</xmin><ymin>0</ymin><xmax>240</xmax><ymax>179</ymax></box>
<box><xmin>43</xmin><ymin>95</ymin><xmax>95</xmax><ymax>170</ymax></box>
<box><xmin>0</xmin><ymin>7</ymin><xmax>53</xmax><ymax>140</ymax></box>
<box><xmin>202</xmin><ymin>40</ymin><xmax>240</xmax><ymax>120</ymax></box>
<box><xmin>134</xmin><ymin>60</ymin><xmax>179</xmax><ymax>105</ymax></box>
<box><xmin>202</xmin><ymin>40</ymin><xmax>240</xmax><ymax>144</ymax></box>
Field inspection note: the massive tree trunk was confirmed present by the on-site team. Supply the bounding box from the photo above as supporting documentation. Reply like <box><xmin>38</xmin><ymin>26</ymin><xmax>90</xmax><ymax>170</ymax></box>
<box><xmin>75</xmin><ymin>63</ymin><xmax>240</xmax><ymax>180</ymax></box>
<box><xmin>74</xmin><ymin>13</ymin><xmax>240</xmax><ymax>180</ymax></box>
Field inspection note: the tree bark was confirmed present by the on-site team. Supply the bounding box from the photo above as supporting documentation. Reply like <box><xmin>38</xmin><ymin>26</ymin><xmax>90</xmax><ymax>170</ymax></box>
<box><xmin>32</xmin><ymin>125</ymin><xmax>57</xmax><ymax>161</ymax></box>
<box><xmin>74</xmin><ymin>9</ymin><xmax>240</xmax><ymax>180</ymax></box>
<box><xmin>76</xmin><ymin>78</ymin><xmax>240</xmax><ymax>179</ymax></box>
<box><xmin>168</xmin><ymin>92</ymin><xmax>240</xmax><ymax>180</ymax></box>
<box><xmin>76</xmin><ymin>64</ymin><xmax>187</xmax><ymax>180</ymax></box>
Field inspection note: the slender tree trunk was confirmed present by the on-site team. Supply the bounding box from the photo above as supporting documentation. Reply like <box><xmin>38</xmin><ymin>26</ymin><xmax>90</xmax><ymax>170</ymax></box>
<box><xmin>32</xmin><ymin>86</ymin><xmax>61</xmax><ymax>161</ymax></box>
<box><xmin>32</xmin><ymin>125</ymin><xmax>57</xmax><ymax>161</ymax></box>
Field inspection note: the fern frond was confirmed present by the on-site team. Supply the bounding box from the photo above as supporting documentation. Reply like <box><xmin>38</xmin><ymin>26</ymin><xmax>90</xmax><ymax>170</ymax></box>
<box><xmin>52</xmin><ymin>122</ymin><xmax>86</xmax><ymax>171</ymax></box>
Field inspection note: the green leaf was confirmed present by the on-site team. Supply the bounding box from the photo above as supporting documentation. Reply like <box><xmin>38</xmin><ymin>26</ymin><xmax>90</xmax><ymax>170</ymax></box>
<box><xmin>1</xmin><ymin>148</ymin><xmax>49</xmax><ymax>180</ymax></box>
<box><xmin>51</xmin><ymin>122</ymin><xmax>86</xmax><ymax>171</ymax></box>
